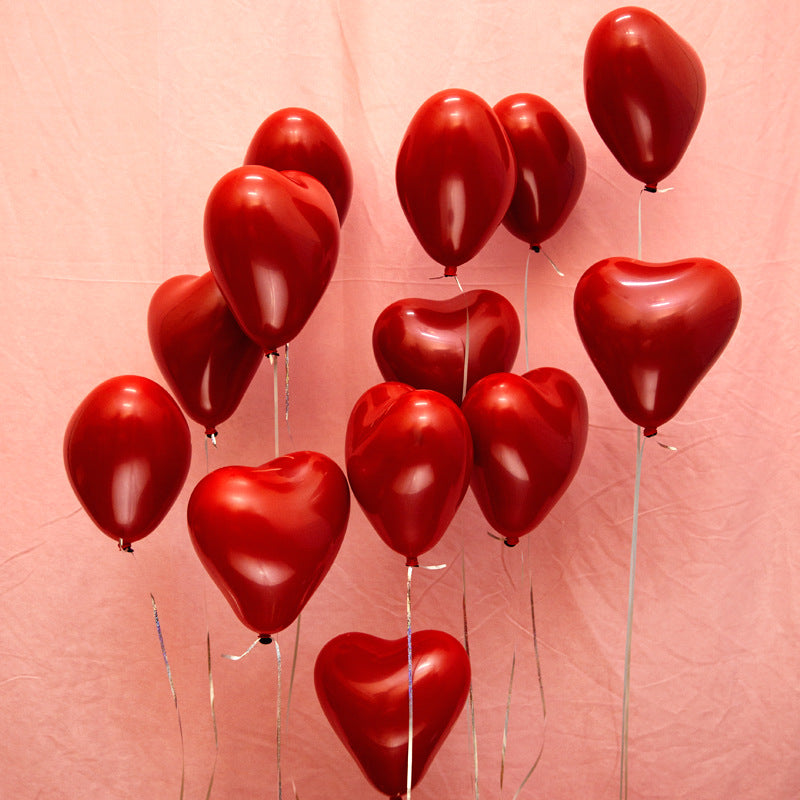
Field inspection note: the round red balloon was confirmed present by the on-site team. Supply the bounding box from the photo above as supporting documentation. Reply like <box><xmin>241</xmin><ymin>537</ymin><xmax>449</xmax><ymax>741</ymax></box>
<box><xmin>187</xmin><ymin>451</ymin><xmax>350</xmax><ymax>636</ymax></box>
<box><xmin>396</xmin><ymin>88</ymin><xmax>516</xmax><ymax>273</ymax></box>
<box><xmin>584</xmin><ymin>7</ymin><xmax>706</xmax><ymax>187</ymax></box>
<box><xmin>574</xmin><ymin>256</ymin><xmax>742</xmax><ymax>436</ymax></box>
<box><xmin>494</xmin><ymin>93</ymin><xmax>586</xmax><ymax>248</ymax></box>
<box><xmin>345</xmin><ymin>383</ymin><xmax>473</xmax><ymax>566</ymax></box>
<box><xmin>315</xmin><ymin>629</ymin><xmax>470</xmax><ymax>799</ymax></box>
<box><xmin>64</xmin><ymin>375</ymin><xmax>192</xmax><ymax>549</ymax></box>
<box><xmin>148</xmin><ymin>272</ymin><xmax>263</xmax><ymax>437</ymax></box>
<box><xmin>461</xmin><ymin>369</ymin><xmax>588</xmax><ymax>546</ymax></box>
<box><xmin>244</xmin><ymin>107</ymin><xmax>353</xmax><ymax>225</ymax></box>
<box><xmin>372</xmin><ymin>289</ymin><xmax>520</xmax><ymax>405</ymax></box>
<box><xmin>204</xmin><ymin>166</ymin><xmax>340</xmax><ymax>354</ymax></box>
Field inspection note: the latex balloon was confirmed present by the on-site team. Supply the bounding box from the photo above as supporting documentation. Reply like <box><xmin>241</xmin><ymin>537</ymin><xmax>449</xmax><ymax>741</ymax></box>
<box><xmin>396</xmin><ymin>88</ymin><xmax>516</xmax><ymax>274</ymax></box>
<box><xmin>315</xmin><ymin>629</ymin><xmax>470</xmax><ymax>799</ymax></box>
<box><xmin>584</xmin><ymin>7</ymin><xmax>706</xmax><ymax>187</ymax></box>
<box><xmin>461</xmin><ymin>369</ymin><xmax>588</xmax><ymax>546</ymax></box>
<box><xmin>573</xmin><ymin>257</ymin><xmax>741</xmax><ymax>436</ymax></box>
<box><xmin>345</xmin><ymin>383</ymin><xmax>473</xmax><ymax>566</ymax></box>
<box><xmin>204</xmin><ymin>166</ymin><xmax>340</xmax><ymax>354</ymax></box>
<box><xmin>64</xmin><ymin>375</ymin><xmax>192</xmax><ymax>549</ymax></box>
<box><xmin>494</xmin><ymin>93</ymin><xmax>586</xmax><ymax>248</ymax></box>
<box><xmin>187</xmin><ymin>451</ymin><xmax>350</xmax><ymax>636</ymax></box>
<box><xmin>147</xmin><ymin>272</ymin><xmax>263</xmax><ymax>437</ymax></box>
<box><xmin>372</xmin><ymin>289</ymin><xmax>520</xmax><ymax>405</ymax></box>
<box><xmin>244</xmin><ymin>107</ymin><xmax>353</xmax><ymax>225</ymax></box>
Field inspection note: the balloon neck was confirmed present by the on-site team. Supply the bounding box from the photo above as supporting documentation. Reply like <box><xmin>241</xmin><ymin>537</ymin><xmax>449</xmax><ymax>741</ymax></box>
<box><xmin>530</xmin><ymin>244</ymin><xmax>541</xmax><ymax>253</ymax></box>
<box><xmin>118</xmin><ymin>540</ymin><xmax>134</xmax><ymax>553</ymax></box>
<box><xmin>504</xmin><ymin>536</ymin><xmax>519</xmax><ymax>548</ymax></box>
<box><xmin>643</xmin><ymin>183</ymin><xmax>658</xmax><ymax>193</ymax></box>
<box><xmin>643</xmin><ymin>426</ymin><xmax>658</xmax><ymax>438</ymax></box>
<box><xmin>443</xmin><ymin>265</ymin><xmax>457</xmax><ymax>278</ymax></box>
<box><xmin>405</xmin><ymin>556</ymin><xmax>419</xmax><ymax>568</ymax></box>
<box><xmin>258</xmin><ymin>635</ymin><xmax>273</xmax><ymax>645</ymax></box>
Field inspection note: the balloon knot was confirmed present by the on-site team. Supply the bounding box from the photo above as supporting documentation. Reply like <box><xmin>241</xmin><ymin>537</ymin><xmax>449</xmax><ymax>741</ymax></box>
<box><xmin>118</xmin><ymin>541</ymin><xmax>134</xmax><ymax>553</ymax></box>
<box><xmin>265</xmin><ymin>350</ymin><xmax>280</xmax><ymax>359</ymax></box>
<box><xmin>643</xmin><ymin>183</ymin><xmax>658</xmax><ymax>193</ymax></box>
<box><xmin>443</xmin><ymin>265</ymin><xmax>457</xmax><ymax>277</ymax></box>
<box><xmin>504</xmin><ymin>536</ymin><xmax>519</xmax><ymax>548</ymax></box>
<box><xmin>643</xmin><ymin>427</ymin><xmax>658</xmax><ymax>438</ymax></box>
<box><xmin>205</xmin><ymin>427</ymin><xmax>218</xmax><ymax>439</ymax></box>
<box><xmin>405</xmin><ymin>556</ymin><xmax>420</xmax><ymax>568</ymax></box>
<box><xmin>530</xmin><ymin>244</ymin><xmax>541</xmax><ymax>253</ymax></box>
<box><xmin>259</xmin><ymin>635</ymin><xmax>273</xmax><ymax>645</ymax></box>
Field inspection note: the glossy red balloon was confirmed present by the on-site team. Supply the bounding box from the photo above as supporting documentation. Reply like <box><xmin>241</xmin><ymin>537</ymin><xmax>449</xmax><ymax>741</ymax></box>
<box><xmin>64</xmin><ymin>375</ymin><xmax>192</xmax><ymax>549</ymax></box>
<box><xmin>494</xmin><ymin>93</ymin><xmax>586</xmax><ymax>248</ymax></box>
<box><xmin>372</xmin><ymin>289</ymin><xmax>520</xmax><ymax>405</ymax></box>
<box><xmin>574</xmin><ymin>257</ymin><xmax>742</xmax><ymax>436</ymax></box>
<box><xmin>204</xmin><ymin>166</ymin><xmax>340</xmax><ymax>354</ymax></box>
<box><xmin>187</xmin><ymin>451</ymin><xmax>350</xmax><ymax>636</ymax></box>
<box><xmin>244</xmin><ymin>107</ymin><xmax>353</xmax><ymax>225</ymax></box>
<box><xmin>584</xmin><ymin>7</ymin><xmax>706</xmax><ymax>187</ymax></box>
<box><xmin>461</xmin><ymin>369</ymin><xmax>588</xmax><ymax>546</ymax></box>
<box><xmin>345</xmin><ymin>383</ymin><xmax>473</xmax><ymax>566</ymax></box>
<box><xmin>315</xmin><ymin>629</ymin><xmax>470</xmax><ymax>799</ymax></box>
<box><xmin>147</xmin><ymin>272</ymin><xmax>263</xmax><ymax>437</ymax></box>
<box><xmin>396</xmin><ymin>88</ymin><xmax>516</xmax><ymax>274</ymax></box>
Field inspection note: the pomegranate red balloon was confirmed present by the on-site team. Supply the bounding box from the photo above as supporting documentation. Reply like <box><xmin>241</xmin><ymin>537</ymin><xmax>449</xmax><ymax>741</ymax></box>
<box><xmin>315</xmin><ymin>629</ymin><xmax>470</xmax><ymax>799</ymax></box>
<box><xmin>64</xmin><ymin>375</ymin><xmax>192</xmax><ymax>549</ymax></box>
<box><xmin>204</xmin><ymin>166</ymin><xmax>340</xmax><ymax>354</ymax></box>
<box><xmin>372</xmin><ymin>289</ymin><xmax>520</xmax><ymax>405</ymax></box>
<box><xmin>147</xmin><ymin>272</ymin><xmax>263</xmax><ymax>437</ymax></box>
<box><xmin>345</xmin><ymin>383</ymin><xmax>473</xmax><ymax>566</ymax></box>
<box><xmin>187</xmin><ymin>451</ymin><xmax>350</xmax><ymax>636</ymax></box>
<box><xmin>396</xmin><ymin>88</ymin><xmax>516</xmax><ymax>274</ymax></box>
<box><xmin>584</xmin><ymin>7</ymin><xmax>706</xmax><ymax>187</ymax></box>
<box><xmin>244</xmin><ymin>107</ymin><xmax>353</xmax><ymax>224</ymax></box>
<box><xmin>461</xmin><ymin>369</ymin><xmax>588</xmax><ymax>546</ymax></box>
<box><xmin>494</xmin><ymin>93</ymin><xmax>586</xmax><ymax>248</ymax></box>
<box><xmin>574</xmin><ymin>256</ymin><xmax>742</xmax><ymax>436</ymax></box>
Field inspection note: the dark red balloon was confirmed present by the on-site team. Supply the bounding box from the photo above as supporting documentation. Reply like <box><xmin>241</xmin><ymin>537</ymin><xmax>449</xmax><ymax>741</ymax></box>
<box><xmin>345</xmin><ymin>383</ymin><xmax>473</xmax><ymax>566</ymax></box>
<box><xmin>64</xmin><ymin>375</ymin><xmax>192</xmax><ymax>549</ymax></box>
<box><xmin>204</xmin><ymin>166</ymin><xmax>340</xmax><ymax>354</ymax></box>
<box><xmin>244</xmin><ymin>107</ymin><xmax>353</xmax><ymax>225</ymax></box>
<box><xmin>147</xmin><ymin>272</ymin><xmax>263</xmax><ymax>437</ymax></box>
<box><xmin>187</xmin><ymin>451</ymin><xmax>350</xmax><ymax>636</ymax></box>
<box><xmin>494</xmin><ymin>93</ymin><xmax>586</xmax><ymax>248</ymax></box>
<box><xmin>315</xmin><ymin>629</ymin><xmax>470</xmax><ymax>799</ymax></box>
<box><xmin>574</xmin><ymin>256</ymin><xmax>741</xmax><ymax>436</ymax></box>
<box><xmin>584</xmin><ymin>7</ymin><xmax>706</xmax><ymax>187</ymax></box>
<box><xmin>372</xmin><ymin>289</ymin><xmax>520</xmax><ymax>405</ymax></box>
<box><xmin>461</xmin><ymin>369</ymin><xmax>588</xmax><ymax>546</ymax></box>
<box><xmin>396</xmin><ymin>88</ymin><xmax>516</xmax><ymax>274</ymax></box>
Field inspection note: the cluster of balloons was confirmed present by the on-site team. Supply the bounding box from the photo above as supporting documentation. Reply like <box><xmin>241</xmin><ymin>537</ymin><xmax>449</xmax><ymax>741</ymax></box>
<box><xmin>63</xmin><ymin>8</ymin><xmax>743</xmax><ymax>799</ymax></box>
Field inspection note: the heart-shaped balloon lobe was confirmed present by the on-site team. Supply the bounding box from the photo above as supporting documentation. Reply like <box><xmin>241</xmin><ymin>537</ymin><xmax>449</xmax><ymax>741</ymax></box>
<box><xmin>372</xmin><ymin>290</ymin><xmax>520</xmax><ymax>405</ymax></box>
<box><xmin>204</xmin><ymin>166</ymin><xmax>340</xmax><ymax>354</ymax></box>
<box><xmin>315</xmin><ymin>630</ymin><xmax>470</xmax><ymax>799</ymax></box>
<box><xmin>147</xmin><ymin>272</ymin><xmax>263</xmax><ymax>436</ymax></box>
<box><xmin>187</xmin><ymin>451</ymin><xmax>350</xmax><ymax>636</ymax></box>
<box><xmin>574</xmin><ymin>257</ymin><xmax>741</xmax><ymax>436</ymax></box>
<box><xmin>461</xmin><ymin>369</ymin><xmax>588</xmax><ymax>546</ymax></box>
<box><xmin>345</xmin><ymin>383</ymin><xmax>473</xmax><ymax>566</ymax></box>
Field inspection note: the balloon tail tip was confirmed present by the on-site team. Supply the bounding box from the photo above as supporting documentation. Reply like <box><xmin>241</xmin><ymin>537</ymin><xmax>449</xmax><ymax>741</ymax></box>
<box><xmin>405</xmin><ymin>556</ymin><xmax>419</xmax><ymax>568</ymax></box>
<box><xmin>643</xmin><ymin>427</ymin><xmax>658</xmax><ymax>438</ymax></box>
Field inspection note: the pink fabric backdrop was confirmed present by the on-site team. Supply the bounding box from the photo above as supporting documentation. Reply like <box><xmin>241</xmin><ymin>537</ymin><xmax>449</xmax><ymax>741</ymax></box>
<box><xmin>3</xmin><ymin>1</ymin><xmax>798</xmax><ymax>798</ymax></box>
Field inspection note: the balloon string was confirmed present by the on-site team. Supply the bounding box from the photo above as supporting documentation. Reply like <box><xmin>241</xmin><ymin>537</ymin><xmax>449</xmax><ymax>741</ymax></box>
<box><xmin>500</xmin><ymin>648</ymin><xmax>516</xmax><ymax>791</ymax></box>
<box><xmin>453</xmin><ymin>274</ymin><xmax>470</xmax><ymax>402</ymax></box>
<box><xmin>222</xmin><ymin>637</ymin><xmax>262</xmax><ymax>660</ymax></box>
<box><xmin>406</xmin><ymin>565</ymin><xmax>415</xmax><ymax>800</ymax></box>
<box><xmin>285</xmin><ymin>615</ymin><xmax>301</xmax><ymax>800</ymax></box>
<box><xmin>620</xmin><ymin>427</ymin><xmax>646</xmax><ymax>800</ymax></box>
<box><xmin>204</xmin><ymin>630</ymin><xmax>219</xmax><ymax>800</ymax></box>
<box><xmin>149</xmin><ymin>592</ymin><xmax>186</xmax><ymax>800</ymax></box>
<box><xmin>284</xmin><ymin>344</ymin><xmax>296</xmax><ymax>451</ymax></box>
<box><xmin>538</xmin><ymin>246</ymin><xmax>565</xmax><ymax>277</ymax></box>
<box><xmin>461</xmin><ymin>551</ymin><xmax>480</xmax><ymax>800</ymax></box>
<box><xmin>269</xmin><ymin>352</ymin><xmax>280</xmax><ymax>459</ymax></box>
<box><xmin>523</xmin><ymin>248</ymin><xmax>531</xmax><ymax>371</ymax></box>
<box><xmin>275</xmin><ymin>637</ymin><xmax>283</xmax><ymax>800</ymax></box>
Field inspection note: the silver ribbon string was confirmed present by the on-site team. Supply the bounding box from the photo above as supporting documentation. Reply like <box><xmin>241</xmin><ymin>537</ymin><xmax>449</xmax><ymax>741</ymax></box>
<box><xmin>461</xmin><ymin>551</ymin><xmax>480</xmax><ymax>800</ymax></box>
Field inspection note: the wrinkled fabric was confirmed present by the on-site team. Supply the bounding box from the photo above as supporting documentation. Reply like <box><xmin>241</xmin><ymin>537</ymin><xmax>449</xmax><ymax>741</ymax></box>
<box><xmin>1</xmin><ymin>2</ymin><xmax>798</xmax><ymax>798</ymax></box>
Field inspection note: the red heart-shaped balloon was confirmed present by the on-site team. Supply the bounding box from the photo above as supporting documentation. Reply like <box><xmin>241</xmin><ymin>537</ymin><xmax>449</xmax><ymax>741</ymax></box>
<box><xmin>396</xmin><ymin>88</ymin><xmax>516</xmax><ymax>274</ymax></box>
<box><xmin>461</xmin><ymin>369</ymin><xmax>588</xmax><ymax>546</ymax></box>
<box><xmin>574</xmin><ymin>257</ymin><xmax>741</xmax><ymax>436</ymax></box>
<box><xmin>494</xmin><ymin>93</ymin><xmax>586</xmax><ymax>248</ymax></box>
<box><xmin>64</xmin><ymin>375</ymin><xmax>192</xmax><ymax>549</ymax></box>
<box><xmin>204</xmin><ymin>166</ymin><xmax>340</xmax><ymax>354</ymax></box>
<box><xmin>187</xmin><ymin>451</ymin><xmax>350</xmax><ymax>636</ymax></box>
<box><xmin>244</xmin><ymin>106</ymin><xmax>353</xmax><ymax>225</ymax></box>
<box><xmin>147</xmin><ymin>272</ymin><xmax>263</xmax><ymax>436</ymax></box>
<box><xmin>345</xmin><ymin>383</ymin><xmax>473</xmax><ymax>566</ymax></box>
<box><xmin>372</xmin><ymin>290</ymin><xmax>520</xmax><ymax>405</ymax></box>
<box><xmin>584</xmin><ymin>7</ymin><xmax>706</xmax><ymax>187</ymax></box>
<box><xmin>315</xmin><ymin>629</ymin><xmax>470</xmax><ymax>799</ymax></box>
